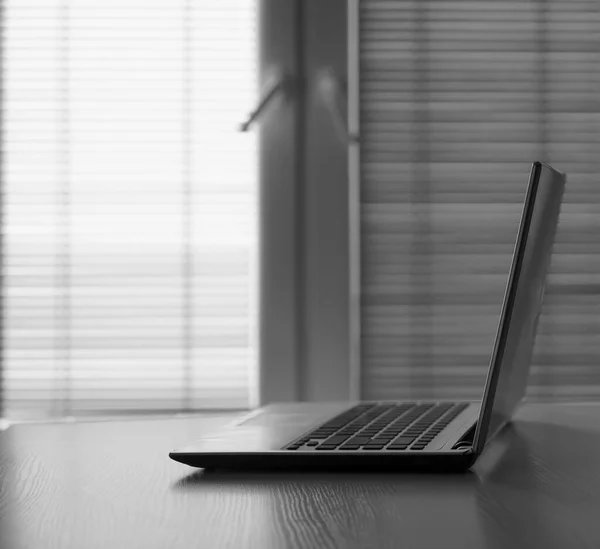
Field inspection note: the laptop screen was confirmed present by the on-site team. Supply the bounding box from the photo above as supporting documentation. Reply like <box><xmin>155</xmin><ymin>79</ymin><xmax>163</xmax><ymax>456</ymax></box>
<box><xmin>473</xmin><ymin>162</ymin><xmax>566</xmax><ymax>453</ymax></box>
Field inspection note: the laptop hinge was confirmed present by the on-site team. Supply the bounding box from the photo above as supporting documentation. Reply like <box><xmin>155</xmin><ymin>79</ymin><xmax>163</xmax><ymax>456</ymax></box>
<box><xmin>452</xmin><ymin>422</ymin><xmax>476</xmax><ymax>450</ymax></box>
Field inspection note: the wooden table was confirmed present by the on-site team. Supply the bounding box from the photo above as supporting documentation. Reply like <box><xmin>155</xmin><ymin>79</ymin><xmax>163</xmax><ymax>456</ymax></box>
<box><xmin>1</xmin><ymin>403</ymin><xmax>600</xmax><ymax>549</ymax></box>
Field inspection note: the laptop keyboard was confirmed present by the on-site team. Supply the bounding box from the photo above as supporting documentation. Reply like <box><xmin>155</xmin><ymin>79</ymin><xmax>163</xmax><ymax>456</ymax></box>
<box><xmin>284</xmin><ymin>402</ymin><xmax>469</xmax><ymax>451</ymax></box>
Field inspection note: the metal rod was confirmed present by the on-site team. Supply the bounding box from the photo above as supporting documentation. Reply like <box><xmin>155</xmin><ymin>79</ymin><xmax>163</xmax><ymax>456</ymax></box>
<box><xmin>316</xmin><ymin>68</ymin><xmax>360</xmax><ymax>145</ymax></box>
<box><xmin>239</xmin><ymin>74</ymin><xmax>291</xmax><ymax>132</ymax></box>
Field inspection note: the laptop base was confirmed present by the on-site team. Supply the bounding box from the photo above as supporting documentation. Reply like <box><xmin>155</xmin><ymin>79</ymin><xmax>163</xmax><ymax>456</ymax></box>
<box><xmin>169</xmin><ymin>448</ymin><xmax>477</xmax><ymax>472</ymax></box>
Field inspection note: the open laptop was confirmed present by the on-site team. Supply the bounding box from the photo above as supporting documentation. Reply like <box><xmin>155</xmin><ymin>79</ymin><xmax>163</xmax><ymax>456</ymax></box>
<box><xmin>170</xmin><ymin>162</ymin><xmax>566</xmax><ymax>471</ymax></box>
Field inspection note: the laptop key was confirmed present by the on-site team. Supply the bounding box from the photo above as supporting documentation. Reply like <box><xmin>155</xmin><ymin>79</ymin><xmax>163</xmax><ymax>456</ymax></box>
<box><xmin>387</xmin><ymin>443</ymin><xmax>410</xmax><ymax>449</ymax></box>
<box><xmin>323</xmin><ymin>435</ymin><xmax>351</xmax><ymax>446</ymax></box>
<box><xmin>371</xmin><ymin>437</ymin><xmax>394</xmax><ymax>444</ymax></box>
<box><xmin>347</xmin><ymin>436</ymin><xmax>372</xmax><ymax>445</ymax></box>
<box><xmin>391</xmin><ymin>435</ymin><xmax>417</xmax><ymax>446</ymax></box>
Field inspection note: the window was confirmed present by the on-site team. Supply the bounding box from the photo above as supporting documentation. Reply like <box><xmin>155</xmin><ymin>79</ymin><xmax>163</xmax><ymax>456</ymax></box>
<box><xmin>358</xmin><ymin>0</ymin><xmax>600</xmax><ymax>401</ymax></box>
<box><xmin>2</xmin><ymin>0</ymin><xmax>258</xmax><ymax>418</ymax></box>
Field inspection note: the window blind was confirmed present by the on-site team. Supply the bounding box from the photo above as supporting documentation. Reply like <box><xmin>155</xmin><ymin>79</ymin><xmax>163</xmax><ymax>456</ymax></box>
<box><xmin>359</xmin><ymin>0</ymin><xmax>600</xmax><ymax>401</ymax></box>
<box><xmin>1</xmin><ymin>0</ymin><xmax>258</xmax><ymax>418</ymax></box>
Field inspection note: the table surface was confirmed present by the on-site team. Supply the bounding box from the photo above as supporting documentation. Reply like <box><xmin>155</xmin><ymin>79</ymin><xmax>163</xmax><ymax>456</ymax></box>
<box><xmin>2</xmin><ymin>403</ymin><xmax>600</xmax><ymax>549</ymax></box>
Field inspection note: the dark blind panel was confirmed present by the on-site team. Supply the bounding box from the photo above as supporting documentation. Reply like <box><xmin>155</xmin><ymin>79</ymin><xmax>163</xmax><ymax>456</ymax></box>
<box><xmin>360</xmin><ymin>0</ymin><xmax>600</xmax><ymax>401</ymax></box>
<box><xmin>2</xmin><ymin>0</ymin><xmax>258</xmax><ymax>418</ymax></box>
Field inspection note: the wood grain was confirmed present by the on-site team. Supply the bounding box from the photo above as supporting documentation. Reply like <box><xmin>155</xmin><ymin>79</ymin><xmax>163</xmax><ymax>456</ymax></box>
<box><xmin>2</xmin><ymin>404</ymin><xmax>600</xmax><ymax>549</ymax></box>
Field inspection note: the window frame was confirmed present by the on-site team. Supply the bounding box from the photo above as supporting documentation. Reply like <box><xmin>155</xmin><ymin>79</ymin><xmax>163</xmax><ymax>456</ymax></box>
<box><xmin>259</xmin><ymin>0</ymin><xmax>357</xmax><ymax>404</ymax></box>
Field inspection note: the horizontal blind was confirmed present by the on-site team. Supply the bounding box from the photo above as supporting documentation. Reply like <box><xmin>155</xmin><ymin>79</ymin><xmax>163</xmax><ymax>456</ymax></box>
<box><xmin>360</xmin><ymin>0</ymin><xmax>600</xmax><ymax>401</ymax></box>
<box><xmin>2</xmin><ymin>0</ymin><xmax>258</xmax><ymax>418</ymax></box>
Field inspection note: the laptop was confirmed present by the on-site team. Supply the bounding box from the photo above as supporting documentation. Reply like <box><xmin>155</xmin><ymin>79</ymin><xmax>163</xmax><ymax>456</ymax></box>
<box><xmin>170</xmin><ymin>161</ymin><xmax>566</xmax><ymax>471</ymax></box>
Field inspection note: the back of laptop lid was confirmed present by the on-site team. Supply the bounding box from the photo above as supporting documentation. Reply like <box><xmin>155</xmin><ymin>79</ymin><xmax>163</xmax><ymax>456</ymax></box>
<box><xmin>473</xmin><ymin>162</ymin><xmax>566</xmax><ymax>454</ymax></box>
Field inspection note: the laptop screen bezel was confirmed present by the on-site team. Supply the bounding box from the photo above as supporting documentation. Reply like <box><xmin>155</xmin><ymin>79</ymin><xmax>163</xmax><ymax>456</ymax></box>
<box><xmin>471</xmin><ymin>162</ymin><xmax>543</xmax><ymax>454</ymax></box>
